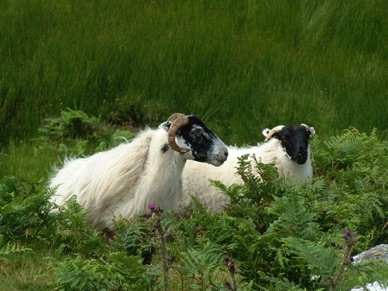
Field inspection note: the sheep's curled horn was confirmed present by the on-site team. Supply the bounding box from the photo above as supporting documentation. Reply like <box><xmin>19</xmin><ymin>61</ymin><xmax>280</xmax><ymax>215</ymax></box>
<box><xmin>262</xmin><ymin>125</ymin><xmax>285</xmax><ymax>141</ymax></box>
<box><xmin>167</xmin><ymin>113</ymin><xmax>190</xmax><ymax>153</ymax></box>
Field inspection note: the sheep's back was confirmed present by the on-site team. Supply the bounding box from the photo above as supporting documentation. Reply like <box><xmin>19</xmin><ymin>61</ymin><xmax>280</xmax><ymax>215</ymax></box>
<box><xmin>49</xmin><ymin>129</ymin><xmax>155</xmax><ymax>228</ymax></box>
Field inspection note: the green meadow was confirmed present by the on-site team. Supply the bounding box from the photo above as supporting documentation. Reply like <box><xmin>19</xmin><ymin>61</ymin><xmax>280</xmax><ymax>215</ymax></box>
<box><xmin>1</xmin><ymin>0</ymin><xmax>387</xmax><ymax>147</ymax></box>
<box><xmin>1</xmin><ymin>0</ymin><xmax>387</xmax><ymax>289</ymax></box>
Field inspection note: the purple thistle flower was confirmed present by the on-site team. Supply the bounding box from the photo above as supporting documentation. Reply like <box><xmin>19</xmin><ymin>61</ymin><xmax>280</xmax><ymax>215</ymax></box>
<box><xmin>142</xmin><ymin>212</ymin><xmax>152</xmax><ymax>219</ymax></box>
<box><xmin>343</xmin><ymin>229</ymin><xmax>357</xmax><ymax>244</ymax></box>
<box><xmin>148</xmin><ymin>204</ymin><xmax>163</xmax><ymax>214</ymax></box>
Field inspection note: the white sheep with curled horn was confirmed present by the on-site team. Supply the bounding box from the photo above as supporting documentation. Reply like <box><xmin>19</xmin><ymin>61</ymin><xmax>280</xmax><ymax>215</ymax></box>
<box><xmin>49</xmin><ymin>113</ymin><xmax>229</xmax><ymax>230</ymax></box>
<box><xmin>180</xmin><ymin>123</ymin><xmax>316</xmax><ymax>212</ymax></box>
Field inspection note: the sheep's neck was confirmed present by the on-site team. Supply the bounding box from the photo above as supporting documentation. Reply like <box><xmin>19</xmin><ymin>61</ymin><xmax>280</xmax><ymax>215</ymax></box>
<box><xmin>134</xmin><ymin>145</ymin><xmax>186</xmax><ymax>213</ymax></box>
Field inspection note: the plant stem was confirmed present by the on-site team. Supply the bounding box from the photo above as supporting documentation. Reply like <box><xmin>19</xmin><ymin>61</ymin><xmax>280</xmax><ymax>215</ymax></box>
<box><xmin>157</xmin><ymin>221</ymin><xmax>170</xmax><ymax>291</ymax></box>
<box><xmin>330</xmin><ymin>231</ymin><xmax>357</xmax><ymax>291</ymax></box>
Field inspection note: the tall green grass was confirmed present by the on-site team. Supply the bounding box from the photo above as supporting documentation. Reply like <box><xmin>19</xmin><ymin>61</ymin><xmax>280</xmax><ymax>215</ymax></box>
<box><xmin>1</xmin><ymin>0</ymin><xmax>387</xmax><ymax>147</ymax></box>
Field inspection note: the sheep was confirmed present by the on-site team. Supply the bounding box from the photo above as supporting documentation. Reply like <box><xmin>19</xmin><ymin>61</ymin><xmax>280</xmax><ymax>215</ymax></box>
<box><xmin>49</xmin><ymin>113</ymin><xmax>229</xmax><ymax>230</ymax></box>
<box><xmin>180</xmin><ymin>124</ymin><xmax>316</xmax><ymax>212</ymax></box>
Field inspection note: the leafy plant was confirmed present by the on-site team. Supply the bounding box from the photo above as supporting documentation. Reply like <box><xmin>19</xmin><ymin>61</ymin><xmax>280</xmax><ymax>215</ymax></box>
<box><xmin>0</xmin><ymin>176</ymin><xmax>56</xmax><ymax>243</ymax></box>
<box><xmin>188</xmin><ymin>128</ymin><xmax>388</xmax><ymax>289</ymax></box>
<box><xmin>51</xmin><ymin>252</ymin><xmax>158</xmax><ymax>290</ymax></box>
<box><xmin>1</xmin><ymin>107</ymin><xmax>388</xmax><ymax>290</ymax></box>
<box><xmin>37</xmin><ymin>108</ymin><xmax>136</xmax><ymax>157</ymax></box>
<box><xmin>312</xmin><ymin>128</ymin><xmax>388</xmax><ymax>247</ymax></box>
<box><xmin>111</xmin><ymin>216</ymin><xmax>153</xmax><ymax>258</ymax></box>
<box><xmin>180</xmin><ymin>241</ymin><xmax>226</xmax><ymax>290</ymax></box>
<box><xmin>38</xmin><ymin>109</ymin><xmax>100</xmax><ymax>140</ymax></box>
<box><xmin>50</xmin><ymin>196</ymin><xmax>107</xmax><ymax>257</ymax></box>
<box><xmin>100</xmin><ymin>96</ymin><xmax>151</xmax><ymax>127</ymax></box>
<box><xmin>0</xmin><ymin>237</ymin><xmax>31</xmax><ymax>261</ymax></box>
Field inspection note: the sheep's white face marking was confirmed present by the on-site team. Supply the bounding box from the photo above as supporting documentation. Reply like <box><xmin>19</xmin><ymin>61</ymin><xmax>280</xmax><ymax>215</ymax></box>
<box><xmin>162</xmin><ymin>116</ymin><xmax>228</xmax><ymax>167</ymax></box>
<box><xmin>262</xmin><ymin>128</ymin><xmax>271</xmax><ymax>137</ymax></box>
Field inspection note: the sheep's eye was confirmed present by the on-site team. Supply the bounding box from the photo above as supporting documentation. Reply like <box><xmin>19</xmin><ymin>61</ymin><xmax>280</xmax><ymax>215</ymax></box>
<box><xmin>192</xmin><ymin>128</ymin><xmax>203</xmax><ymax>139</ymax></box>
<box><xmin>195</xmin><ymin>131</ymin><xmax>202</xmax><ymax>138</ymax></box>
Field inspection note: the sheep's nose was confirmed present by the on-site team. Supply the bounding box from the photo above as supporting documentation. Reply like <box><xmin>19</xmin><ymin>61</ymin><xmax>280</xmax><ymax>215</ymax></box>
<box><xmin>217</xmin><ymin>150</ymin><xmax>228</xmax><ymax>162</ymax></box>
<box><xmin>297</xmin><ymin>147</ymin><xmax>307</xmax><ymax>156</ymax></box>
<box><xmin>294</xmin><ymin>150</ymin><xmax>307</xmax><ymax>164</ymax></box>
<box><xmin>296</xmin><ymin>152</ymin><xmax>307</xmax><ymax>160</ymax></box>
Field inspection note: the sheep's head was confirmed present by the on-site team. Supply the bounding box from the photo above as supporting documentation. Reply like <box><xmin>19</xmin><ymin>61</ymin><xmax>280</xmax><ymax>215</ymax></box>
<box><xmin>160</xmin><ymin>113</ymin><xmax>228</xmax><ymax>167</ymax></box>
<box><xmin>262</xmin><ymin>124</ymin><xmax>315</xmax><ymax>164</ymax></box>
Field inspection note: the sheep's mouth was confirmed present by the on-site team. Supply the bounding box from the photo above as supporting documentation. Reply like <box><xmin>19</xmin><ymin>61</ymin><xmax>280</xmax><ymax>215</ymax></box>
<box><xmin>210</xmin><ymin>157</ymin><xmax>226</xmax><ymax>167</ymax></box>
<box><xmin>292</xmin><ymin>156</ymin><xmax>307</xmax><ymax>164</ymax></box>
<box><xmin>286</xmin><ymin>150</ymin><xmax>307</xmax><ymax>164</ymax></box>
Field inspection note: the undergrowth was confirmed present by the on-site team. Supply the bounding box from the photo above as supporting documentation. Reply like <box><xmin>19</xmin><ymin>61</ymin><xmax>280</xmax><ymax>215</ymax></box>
<box><xmin>1</xmin><ymin>110</ymin><xmax>387</xmax><ymax>290</ymax></box>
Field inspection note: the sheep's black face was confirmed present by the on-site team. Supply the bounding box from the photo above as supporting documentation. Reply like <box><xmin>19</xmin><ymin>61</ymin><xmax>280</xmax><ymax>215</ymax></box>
<box><xmin>274</xmin><ymin>125</ymin><xmax>312</xmax><ymax>164</ymax></box>
<box><xmin>177</xmin><ymin>116</ymin><xmax>228</xmax><ymax>167</ymax></box>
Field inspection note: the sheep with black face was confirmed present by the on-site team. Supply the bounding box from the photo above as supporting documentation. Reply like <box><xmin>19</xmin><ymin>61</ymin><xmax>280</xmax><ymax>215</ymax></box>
<box><xmin>180</xmin><ymin>124</ymin><xmax>315</xmax><ymax>212</ymax></box>
<box><xmin>49</xmin><ymin>113</ymin><xmax>228</xmax><ymax>230</ymax></box>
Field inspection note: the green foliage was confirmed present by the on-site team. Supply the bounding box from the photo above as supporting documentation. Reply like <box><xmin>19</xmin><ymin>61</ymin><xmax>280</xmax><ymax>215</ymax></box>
<box><xmin>0</xmin><ymin>238</ymin><xmax>31</xmax><ymax>261</ymax></box>
<box><xmin>283</xmin><ymin>237</ymin><xmax>337</xmax><ymax>278</ymax></box>
<box><xmin>38</xmin><ymin>108</ymin><xmax>99</xmax><ymax>140</ymax></box>
<box><xmin>37</xmin><ymin>108</ymin><xmax>109</xmax><ymax>156</ymax></box>
<box><xmin>1</xmin><ymin>108</ymin><xmax>388</xmax><ymax>289</ymax></box>
<box><xmin>312</xmin><ymin>128</ymin><xmax>388</xmax><ymax>246</ymax></box>
<box><xmin>183</xmin><ymin>128</ymin><xmax>388</xmax><ymax>289</ymax></box>
<box><xmin>215</xmin><ymin>155</ymin><xmax>280</xmax><ymax>232</ymax></box>
<box><xmin>315</xmin><ymin>128</ymin><xmax>388</xmax><ymax>174</ymax></box>
<box><xmin>94</xmin><ymin>128</ymin><xmax>135</xmax><ymax>153</ymax></box>
<box><xmin>37</xmin><ymin>108</ymin><xmax>135</xmax><ymax>156</ymax></box>
<box><xmin>180</xmin><ymin>241</ymin><xmax>226</xmax><ymax>290</ymax></box>
<box><xmin>111</xmin><ymin>216</ymin><xmax>155</xmax><ymax>263</ymax></box>
<box><xmin>51</xmin><ymin>252</ymin><xmax>158</xmax><ymax>290</ymax></box>
<box><xmin>51</xmin><ymin>197</ymin><xmax>107</xmax><ymax>257</ymax></box>
<box><xmin>340</xmin><ymin>261</ymin><xmax>388</xmax><ymax>291</ymax></box>
<box><xmin>0</xmin><ymin>176</ymin><xmax>56</xmax><ymax>243</ymax></box>
<box><xmin>100</xmin><ymin>97</ymin><xmax>151</xmax><ymax>127</ymax></box>
<box><xmin>0</xmin><ymin>247</ymin><xmax>56</xmax><ymax>290</ymax></box>
<box><xmin>266</xmin><ymin>194</ymin><xmax>321</xmax><ymax>240</ymax></box>
<box><xmin>0</xmin><ymin>175</ymin><xmax>107</xmax><ymax>257</ymax></box>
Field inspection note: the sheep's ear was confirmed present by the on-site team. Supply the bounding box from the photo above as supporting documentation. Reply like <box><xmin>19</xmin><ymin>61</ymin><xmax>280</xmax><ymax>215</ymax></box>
<box><xmin>159</xmin><ymin>121</ymin><xmax>172</xmax><ymax>132</ymax></box>
<box><xmin>262</xmin><ymin>128</ymin><xmax>271</xmax><ymax>137</ymax></box>
<box><xmin>301</xmin><ymin>123</ymin><xmax>316</xmax><ymax>137</ymax></box>
<box><xmin>309</xmin><ymin>127</ymin><xmax>316</xmax><ymax>137</ymax></box>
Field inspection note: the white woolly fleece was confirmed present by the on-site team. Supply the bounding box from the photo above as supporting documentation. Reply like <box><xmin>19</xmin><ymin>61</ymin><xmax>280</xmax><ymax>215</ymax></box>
<box><xmin>180</xmin><ymin>138</ymin><xmax>313</xmax><ymax>212</ymax></box>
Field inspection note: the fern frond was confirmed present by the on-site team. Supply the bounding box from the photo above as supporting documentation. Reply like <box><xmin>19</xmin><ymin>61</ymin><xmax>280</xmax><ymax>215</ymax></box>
<box><xmin>0</xmin><ymin>241</ymin><xmax>31</xmax><ymax>260</ymax></box>
<box><xmin>266</xmin><ymin>194</ymin><xmax>321</xmax><ymax>240</ymax></box>
<box><xmin>284</xmin><ymin>237</ymin><xmax>338</xmax><ymax>276</ymax></box>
